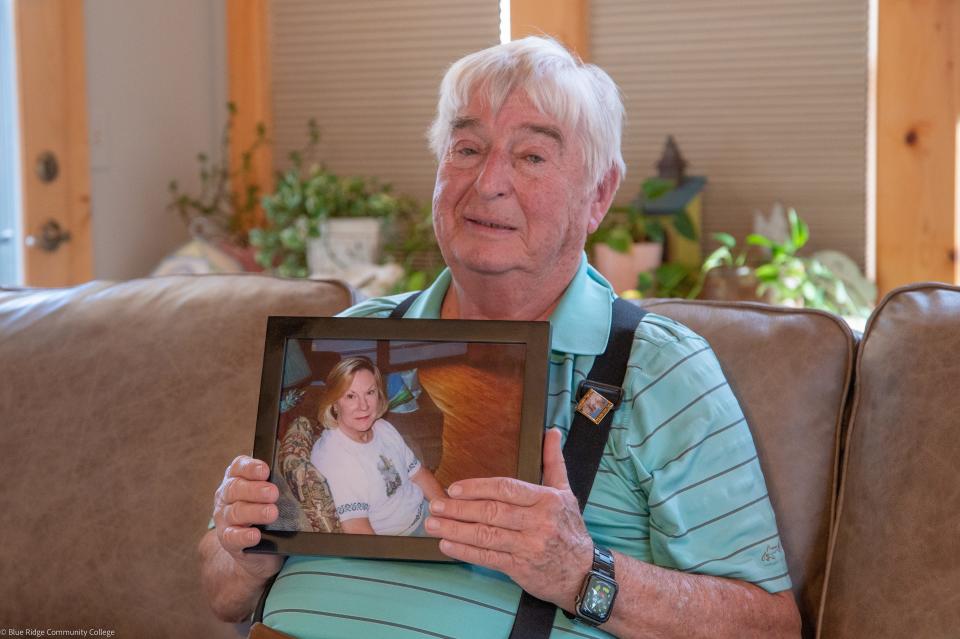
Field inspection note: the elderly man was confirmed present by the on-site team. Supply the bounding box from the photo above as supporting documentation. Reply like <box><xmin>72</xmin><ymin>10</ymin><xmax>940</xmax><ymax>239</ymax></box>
<box><xmin>199</xmin><ymin>37</ymin><xmax>801</xmax><ymax>638</ymax></box>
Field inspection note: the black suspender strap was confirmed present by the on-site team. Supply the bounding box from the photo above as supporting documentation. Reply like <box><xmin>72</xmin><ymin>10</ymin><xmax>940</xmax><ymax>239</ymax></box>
<box><xmin>389</xmin><ymin>291</ymin><xmax>422</xmax><ymax>319</ymax></box>
<box><xmin>508</xmin><ymin>298</ymin><xmax>647</xmax><ymax>639</ymax></box>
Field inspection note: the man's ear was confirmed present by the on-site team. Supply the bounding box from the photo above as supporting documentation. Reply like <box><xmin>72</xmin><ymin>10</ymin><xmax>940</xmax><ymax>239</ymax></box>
<box><xmin>586</xmin><ymin>166</ymin><xmax>621</xmax><ymax>234</ymax></box>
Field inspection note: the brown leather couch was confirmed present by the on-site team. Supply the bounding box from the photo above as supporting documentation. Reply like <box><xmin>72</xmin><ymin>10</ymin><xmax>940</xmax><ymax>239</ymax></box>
<box><xmin>1</xmin><ymin>276</ymin><xmax>957</xmax><ymax>638</ymax></box>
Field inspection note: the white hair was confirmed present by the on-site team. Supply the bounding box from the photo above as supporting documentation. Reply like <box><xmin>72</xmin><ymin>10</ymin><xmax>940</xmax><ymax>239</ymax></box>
<box><xmin>428</xmin><ymin>36</ymin><xmax>626</xmax><ymax>189</ymax></box>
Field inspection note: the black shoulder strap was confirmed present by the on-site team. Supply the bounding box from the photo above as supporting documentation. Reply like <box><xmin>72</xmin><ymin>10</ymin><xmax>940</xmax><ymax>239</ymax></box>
<box><xmin>509</xmin><ymin>298</ymin><xmax>647</xmax><ymax>639</ymax></box>
<box><xmin>389</xmin><ymin>291</ymin><xmax>422</xmax><ymax>319</ymax></box>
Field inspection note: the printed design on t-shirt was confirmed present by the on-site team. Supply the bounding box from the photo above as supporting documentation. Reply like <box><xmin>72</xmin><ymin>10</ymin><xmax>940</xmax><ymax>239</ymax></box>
<box><xmin>336</xmin><ymin>501</ymin><xmax>369</xmax><ymax>516</ymax></box>
<box><xmin>378</xmin><ymin>454</ymin><xmax>403</xmax><ymax>497</ymax></box>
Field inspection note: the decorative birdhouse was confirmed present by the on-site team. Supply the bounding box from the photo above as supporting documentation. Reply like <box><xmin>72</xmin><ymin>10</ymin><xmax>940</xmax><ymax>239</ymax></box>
<box><xmin>657</xmin><ymin>135</ymin><xmax>687</xmax><ymax>184</ymax></box>
<box><xmin>644</xmin><ymin>136</ymin><xmax>706</xmax><ymax>268</ymax></box>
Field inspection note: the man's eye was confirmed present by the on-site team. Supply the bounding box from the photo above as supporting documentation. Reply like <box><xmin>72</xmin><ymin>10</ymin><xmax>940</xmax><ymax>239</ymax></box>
<box><xmin>458</xmin><ymin>147</ymin><xmax>478</xmax><ymax>157</ymax></box>
<box><xmin>526</xmin><ymin>154</ymin><xmax>545</xmax><ymax>164</ymax></box>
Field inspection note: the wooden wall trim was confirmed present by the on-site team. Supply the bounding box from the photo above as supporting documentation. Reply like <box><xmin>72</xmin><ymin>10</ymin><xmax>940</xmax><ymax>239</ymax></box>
<box><xmin>226</xmin><ymin>0</ymin><xmax>273</xmax><ymax>230</ymax></box>
<box><xmin>876</xmin><ymin>0</ymin><xmax>960</xmax><ymax>293</ymax></box>
<box><xmin>511</xmin><ymin>0</ymin><xmax>589</xmax><ymax>60</ymax></box>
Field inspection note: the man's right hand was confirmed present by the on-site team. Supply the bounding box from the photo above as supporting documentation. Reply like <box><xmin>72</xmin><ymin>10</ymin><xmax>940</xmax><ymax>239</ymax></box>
<box><xmin>212</xmin><ymin>455</ymin><xmax>284</xmax><ymax>580</ymax></box>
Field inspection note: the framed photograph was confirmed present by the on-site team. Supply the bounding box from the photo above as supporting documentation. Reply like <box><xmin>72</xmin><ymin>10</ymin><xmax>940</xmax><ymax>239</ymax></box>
<box><xmin>247</xmin><ymin>316</ymin><xmax>551</xmax><ymax>561</ymax></box>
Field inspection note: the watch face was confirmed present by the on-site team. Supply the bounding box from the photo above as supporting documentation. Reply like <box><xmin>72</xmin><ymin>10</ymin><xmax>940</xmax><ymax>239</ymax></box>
<box><xmin>579</xmin><ymin>572</ymin><xmax>618</xmax><ymax>622</ymax></box>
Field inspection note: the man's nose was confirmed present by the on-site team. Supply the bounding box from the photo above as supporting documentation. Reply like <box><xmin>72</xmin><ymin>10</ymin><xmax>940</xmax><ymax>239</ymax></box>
<box><xmin>475</xmin><ymin>149</ymin><xmax>513</xmax><ymax>199</ymax></box>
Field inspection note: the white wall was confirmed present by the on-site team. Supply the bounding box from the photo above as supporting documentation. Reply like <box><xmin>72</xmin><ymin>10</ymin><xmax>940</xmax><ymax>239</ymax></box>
<box><xmin>84</xmin><ymin>0</ymin><xmax>227</xmax><ymax>280</ymax></box>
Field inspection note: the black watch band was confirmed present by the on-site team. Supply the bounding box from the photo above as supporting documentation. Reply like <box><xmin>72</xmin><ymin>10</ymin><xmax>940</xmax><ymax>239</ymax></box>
<box><xmin>566</xmin><ymin>545</ymin><xmax>618</xmax><ymax>626</ymax></box>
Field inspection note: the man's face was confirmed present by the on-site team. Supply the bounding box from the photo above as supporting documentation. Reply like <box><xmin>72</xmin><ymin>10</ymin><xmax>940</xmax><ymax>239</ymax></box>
<box><xmin>432</xmin><ymin>90</ymin><xmax>609</xmax><ymax>280</ymax></box>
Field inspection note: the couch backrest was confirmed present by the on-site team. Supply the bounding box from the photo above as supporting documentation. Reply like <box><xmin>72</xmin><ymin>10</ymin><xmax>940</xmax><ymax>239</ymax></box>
<box><xmin>817</xmin><ymin>283</ymin><xmax>960</xmax><ymax>638</ymax></box>
<box><xmin>0</xmin><ymin>275</ymin><xmax>353</xmax><ymax>638</ymax></box>
<box><xmin>640</xmin><ymin>299</ymin><xmax>856</xmax><ymax>638</ymax></box>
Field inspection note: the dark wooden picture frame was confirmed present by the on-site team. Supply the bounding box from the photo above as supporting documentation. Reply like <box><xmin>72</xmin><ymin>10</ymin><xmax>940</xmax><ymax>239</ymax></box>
<box><xmin>247</xmin><ymin>316</ymin><xmax>551</xmax><ymax>561</ymax></box>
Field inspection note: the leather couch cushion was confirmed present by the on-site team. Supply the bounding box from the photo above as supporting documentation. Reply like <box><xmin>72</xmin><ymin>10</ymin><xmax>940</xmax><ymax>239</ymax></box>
<box><xmin>0</xmin><ymin>275</ymin><xmax>352</xmax><ymax>638</ymax></box>
<box><xmin>818</xmin><ymin>283</ymin><xmax>960</xmax><ymax>638</ymax></box>
<box><xmin>640</xmin><ymin>299</ymin><xmax>855</xmax><ymax>638</ymax></box>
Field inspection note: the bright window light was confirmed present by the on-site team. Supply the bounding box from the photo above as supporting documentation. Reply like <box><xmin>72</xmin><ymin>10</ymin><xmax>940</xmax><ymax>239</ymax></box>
<box><xmin>499</xmin><ymin>0</ymin><xmax>511</xmax><ymax>44</ymax></box>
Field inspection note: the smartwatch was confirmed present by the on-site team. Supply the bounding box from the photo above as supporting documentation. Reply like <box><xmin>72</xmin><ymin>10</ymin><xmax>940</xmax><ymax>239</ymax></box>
<box><xmin>570</xmin><ymin>545</ymin><xmax>618</xmax><ymax>626</ymax></box>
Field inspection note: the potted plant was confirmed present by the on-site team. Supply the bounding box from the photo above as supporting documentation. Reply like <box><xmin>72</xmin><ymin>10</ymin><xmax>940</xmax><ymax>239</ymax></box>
<box><xmin>588</xmin><ymin>178</ymin><xmax>697</xmax><ymax>293</ymax></box>
<box><xmin>695</xmin><ymin>232</ymin><xmax>767</xmax><ymax>302</ymax></box>
<box><xmin>165</xmin><ymin>102</ymin><xmax>267</xmax><ymax>270</ymax></box>
<box><xmin>698</xmin><ymin>209</ymin><xmax>874</xmax><ymax>321</ymax></box>
<box><xmin>249</xmin><ymin>119</ymin><xmax>422</xmax><ymax>281</ymax></box>
<box><xmin>749</xmin><ymin>209</ymin><xmax>872</xmax><ymax>318</ymax></box>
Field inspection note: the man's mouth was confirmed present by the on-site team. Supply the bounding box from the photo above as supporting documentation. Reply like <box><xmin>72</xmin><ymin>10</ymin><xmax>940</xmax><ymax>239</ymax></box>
<box><xmin>466</xmin><ymin>217</ymin><xmax>517</xmax><ymax>231</ymax></box>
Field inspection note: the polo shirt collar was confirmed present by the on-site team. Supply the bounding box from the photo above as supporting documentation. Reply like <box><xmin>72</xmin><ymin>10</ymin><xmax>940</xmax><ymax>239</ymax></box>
<box><xmin>404</xmin><ymin>268</ymin><xmax>450</xmax><ymax>319</ymax></box>
<box><xmin>548</xmin><ymin>253</ymin><xmax>614</xmax><ymax>356</ymax></box>
<box><xmin>405</xmin><ymin>253</ymin><xmax>614</xmax><ymax>356</ymax></box>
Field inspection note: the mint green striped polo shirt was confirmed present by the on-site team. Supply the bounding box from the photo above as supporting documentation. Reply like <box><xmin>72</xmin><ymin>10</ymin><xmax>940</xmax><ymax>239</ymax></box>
<box><xmin>264</xmin><ymin>254</ymin><xmax>791</xmax><ymax>638</ymax></box>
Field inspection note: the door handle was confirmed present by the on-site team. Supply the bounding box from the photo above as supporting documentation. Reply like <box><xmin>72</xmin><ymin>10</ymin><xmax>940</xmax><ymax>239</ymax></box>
<box><xmin>25</xmin><ymin>219</ymin><xmax>71</xmax><ymax>252</ymax></box>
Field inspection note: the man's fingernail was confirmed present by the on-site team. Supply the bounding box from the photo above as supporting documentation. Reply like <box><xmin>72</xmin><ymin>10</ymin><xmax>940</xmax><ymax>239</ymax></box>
<box><xmin>247</xmin><ymin>530</ymin><xmax>258</xmax><ymax>543</ymax></box>
<box><xmin>262</xmin><ymin>486</ymin><xmax>273</xmax><ymax>498</ymax></box>
<box><xmin>431</xmin><ymin>500</ymin><xmax>445</xmax><ymax>513</ymax></box>
<box><xmin>262</xmin><ymin>506</ymin><xmax>273</xmax><ymax>517</ymax></box>
<box><xmin>449</xmin><ymin>484</ymin><xmax>462</xmax><ymax>497</ymax></box>
<box><xmin>425</xmin><ymin>518</ymin><xmax>439</xmax><ymax>531</ymax></box>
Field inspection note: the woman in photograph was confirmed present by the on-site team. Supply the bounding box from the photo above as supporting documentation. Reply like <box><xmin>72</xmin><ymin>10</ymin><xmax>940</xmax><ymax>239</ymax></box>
<box><xmin>311</xmin><ymin>356</ymin><xmax>446</xmax><ymax>536</ymax></box>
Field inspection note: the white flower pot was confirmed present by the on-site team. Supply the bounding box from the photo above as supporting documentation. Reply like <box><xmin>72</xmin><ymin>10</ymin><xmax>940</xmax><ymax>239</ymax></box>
<box><xmin>307</xmin><ymin>217</ymin><xmax>382</xmax><ymax>277</ymax></box>
<box><xmin>593</xmin><ymin>242</ymin><xmax>663</xmax><ymax>293</ymax></box>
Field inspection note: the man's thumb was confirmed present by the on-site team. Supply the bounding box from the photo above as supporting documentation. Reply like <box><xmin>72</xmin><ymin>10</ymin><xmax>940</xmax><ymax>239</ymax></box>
<box><xmin>542</xmin><ymin>428</ymin><xmax>570</xmax><ymax>489</ymax></box>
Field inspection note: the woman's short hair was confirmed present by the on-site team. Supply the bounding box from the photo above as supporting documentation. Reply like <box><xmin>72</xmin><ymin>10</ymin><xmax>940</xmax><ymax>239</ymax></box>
<box><xmin>317</xmin><ymin>356</ymin><xmax>389</xmax><ymax>430</ymax></box>
<box><xmin>427</xmin><ymin>35</ymin><xmax>626</xmax><ymax>189</ymax></box>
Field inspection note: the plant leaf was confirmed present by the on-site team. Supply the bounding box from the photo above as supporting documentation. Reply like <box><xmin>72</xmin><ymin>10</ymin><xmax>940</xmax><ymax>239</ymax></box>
<box><xmin>606</xmin><ymin>228</ymin><xmax>633</xmax><ymax>253</ymax></box>
<box><xmin>754</xmin><ymin>264</ymin><xmax>780</xmax><ymax>281</ymax></box>
<box><xmin>673</xmin><ymin>210</ymin><xmax>697</xmax><ymax>241</ymax></box>
<box><xmin>746</xmin><ymin>233</ymin><xmax>773</xmax><ymax>248</ymax></box>
<box><xmin>642</xmin><ymin>177</ymin><xmax>674</xmax><ymax>201</ymax></box>
<box><xmin>645</xmin><ymin>218</ymin><xmax>665</xmax><ymax>243</ymax></box>
<box><xmin>713</xmin><ymin>232</ymin><xmax>736</xmax><ymax>249</ymax></box>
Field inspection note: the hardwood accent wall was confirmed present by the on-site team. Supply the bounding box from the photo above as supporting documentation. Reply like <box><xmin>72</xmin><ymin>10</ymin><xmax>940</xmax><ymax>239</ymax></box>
<box><xmin>511</xmin><ymin>0</ymin><xmax>590</xmax><ymax>60</ymax></box>
<box><xmin>876</xmin><ymin>0</ymin><xmax>960</xmax><ymax>292</ymax></box>
<box><xmin>226</xmin><ymin>0</ymin><xmax>273</xmax><ymax>228</ymax></box>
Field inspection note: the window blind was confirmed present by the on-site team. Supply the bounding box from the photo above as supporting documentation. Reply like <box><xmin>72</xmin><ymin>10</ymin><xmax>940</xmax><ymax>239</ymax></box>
<box><xmin>269</xmin><ymin>0</ymin><xmax>501</xmax><ymax>205</ymax></box>
<box><xmin>592</xmin><ymin>0</ymin><xmax>869</xmax><ymax>266</ymax></box>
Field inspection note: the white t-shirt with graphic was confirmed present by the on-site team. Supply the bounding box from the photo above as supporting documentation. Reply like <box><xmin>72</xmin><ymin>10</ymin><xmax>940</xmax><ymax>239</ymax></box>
<box><xmin>310</xmin><ymin>418</ymin><xmax>425</xmax><ymax>535</ymax></box>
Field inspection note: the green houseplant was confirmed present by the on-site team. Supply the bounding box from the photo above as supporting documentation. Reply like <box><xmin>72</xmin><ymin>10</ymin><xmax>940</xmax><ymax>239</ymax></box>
<box><xmin>167</xmin><ymin>102</ymin><xmax>266</xmax><ymax>245</ymax></box>
<box><xmin>589</xmin><ymin>178</ymin><xmax>698</xmax><ymax>251</ymax></box>
<box><xmin>749</xmin><ymin>209</ymin><xmax>870</xmax><ymax>317</ymax></box>
<box><xmin>589</xmin><ymin>178</ymin><xmax>699</xmax><ymax>294</ymax></box>
<box><xmin>249</xmin><ymin>119</ymin><xmax>426</xmax><ymax>280</ymax></box>
<box><xmin>698</xmin><ymin>209</ymin><xmax>872</xmax><ymax>319</ymax></box>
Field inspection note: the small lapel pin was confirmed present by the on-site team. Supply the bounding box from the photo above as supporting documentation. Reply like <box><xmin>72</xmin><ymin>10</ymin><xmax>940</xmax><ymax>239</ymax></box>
<box><xmin>575</xmin><ymin>387</ymin><xmax>614</xmax><ymax>425</ymax></box>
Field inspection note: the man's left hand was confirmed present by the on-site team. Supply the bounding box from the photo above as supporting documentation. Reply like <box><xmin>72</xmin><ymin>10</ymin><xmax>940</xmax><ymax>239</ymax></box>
<box><xmin>425</xmin><ymin>428</ymin><xmax>594</xmax><ymax>611</ymax></box>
